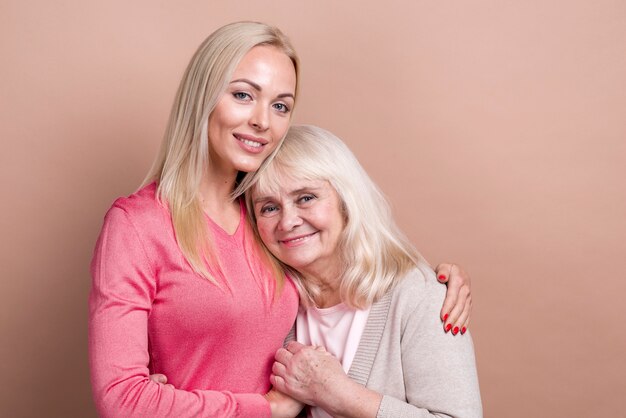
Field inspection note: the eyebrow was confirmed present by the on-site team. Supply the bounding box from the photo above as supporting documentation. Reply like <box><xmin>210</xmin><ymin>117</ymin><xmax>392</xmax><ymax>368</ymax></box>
<box><xmin>253</xmin><ymin>186</ymin><xmax>324</xmax><ymax>204</ymax></box>
<box><xmin>230</xmin><ymin>78</ymin><xmax>295</xmax><ymax>100</ymax></box>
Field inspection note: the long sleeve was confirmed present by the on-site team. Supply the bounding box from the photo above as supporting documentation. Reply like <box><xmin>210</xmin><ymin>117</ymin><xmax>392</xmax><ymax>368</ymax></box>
<box><xmin>376</xmin><ymin>268</ymin><xmax>482</xmax><ymax>418</ymax></box>
<box><xmin>89</xmin><ymin>205</ymin><xmax>271</xmax><ymax>418</ymax></box>
<box><xmin>354</xmin><ymin>266</ymin><xmax>481</xmax><ymax>418</ymax></box>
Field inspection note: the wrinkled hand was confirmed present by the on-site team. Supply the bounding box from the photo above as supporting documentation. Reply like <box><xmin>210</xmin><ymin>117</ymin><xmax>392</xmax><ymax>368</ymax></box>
<box><xmin>149</xmin><ymin>373</ymin><xmax>175</xmax><ymax>389</ymax></box>
<box><xmin>271</xmin><ymin>341</ymin><xmax>350</xmax><ymax>407</ymax></box>
<box><xmin>435</xmin><ymin>263</ymin><xmax>472</xmax><ymax>335</ymax></box>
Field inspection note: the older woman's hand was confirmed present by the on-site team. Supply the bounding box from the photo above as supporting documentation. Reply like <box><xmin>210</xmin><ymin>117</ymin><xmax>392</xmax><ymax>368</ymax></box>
<box><xmin>271</xmin><ymin>342</ymin><xmax>382</xmax><ymax>417</ymax></box>
<box><xmin>435</xmin><ymin>263</ymin><xmax>472</xmax><ymax>335</ymax></box>
<box><xmin>271</xmin><ymin>341</ymin><xmax>347</xmax><ymax>406</ymax></box>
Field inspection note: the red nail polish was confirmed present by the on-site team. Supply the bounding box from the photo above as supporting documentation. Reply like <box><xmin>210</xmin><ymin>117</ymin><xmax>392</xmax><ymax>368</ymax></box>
<box><xmin>452</xmin><ymin>326</ymin><xmax>459</xmax><ymax>335</ymax></box>
<box><xmin>461</xmin><ymin>327</ymin><xmax>467</xmax><ymax>334</ymax></box>
<box><xmin>445</xmin><ymin>323</ymin><xmax>452</xmax><ymax>332</ymax></box>
<box><xmin>438</xmin><ymin>275</ymin><xmax>446</xmax><ymax>281</ymax></box>
<box><xmin>443</xmin><ymin>313</ymin><xmax>449</xmax><ymax>322</ymax></box>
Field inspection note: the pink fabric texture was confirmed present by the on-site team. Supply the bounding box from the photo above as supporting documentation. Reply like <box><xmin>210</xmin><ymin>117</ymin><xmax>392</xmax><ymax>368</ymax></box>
<box><xmin>89</xmin><ymin>183</ymin><xmax>299</xmax><ymax>417</ymax></box>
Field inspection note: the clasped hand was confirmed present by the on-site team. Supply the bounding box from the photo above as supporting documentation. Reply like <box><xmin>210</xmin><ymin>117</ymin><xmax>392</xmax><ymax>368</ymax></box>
<box><xmin>271</xmin><ymin>341</ymin><xmax>350</xmax><ymax>407</ymax></box>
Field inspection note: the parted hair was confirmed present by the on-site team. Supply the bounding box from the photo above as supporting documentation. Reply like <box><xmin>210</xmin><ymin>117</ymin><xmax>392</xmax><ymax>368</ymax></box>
<box><xmin>143</xmin><ymin>21</ymin><xmax>299</xmax><ymax>291</ymax></box>
<box><xmin>247</xmin><ymin>125</ymin><xmax>424</xmax><ymax>309</ymax></box>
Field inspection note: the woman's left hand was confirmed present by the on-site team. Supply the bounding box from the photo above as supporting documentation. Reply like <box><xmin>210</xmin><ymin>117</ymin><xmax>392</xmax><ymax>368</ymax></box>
<box><xmin>435</xmin><ymin>263</ymin><xmax>472</xmax><ymax>335</ymax></box>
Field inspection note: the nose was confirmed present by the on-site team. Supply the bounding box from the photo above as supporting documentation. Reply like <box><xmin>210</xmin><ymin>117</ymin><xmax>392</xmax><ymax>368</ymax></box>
<box><xmin>278</xmin><ymin>204</ymin><xmax>302</xmax><ymax>231</ymax></box>
<box><xmin>249</xmin><ymin>103</ymin><xmax>269</xmax><ymax>131</ymax></box>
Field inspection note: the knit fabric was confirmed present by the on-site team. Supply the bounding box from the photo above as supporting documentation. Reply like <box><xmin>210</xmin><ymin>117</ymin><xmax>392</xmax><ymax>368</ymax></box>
<box><xmin>89</xmin><ymin>183</ymin><xmax>299</xmax><ymax>418</ymax></box>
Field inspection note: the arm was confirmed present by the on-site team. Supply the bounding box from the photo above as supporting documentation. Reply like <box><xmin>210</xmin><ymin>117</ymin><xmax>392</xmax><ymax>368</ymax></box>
<box><xmin>90</xmin><ymin>206</ymin><xmax>298</xmax><ymax>418</ymax></box>
<box><xmin>434</xmin><ymin>263</ymin><xmax>472</xmax><ymax>334</ymax></box>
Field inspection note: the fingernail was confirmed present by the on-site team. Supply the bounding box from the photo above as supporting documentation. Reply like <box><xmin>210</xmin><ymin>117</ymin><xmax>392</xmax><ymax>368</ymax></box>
<box><xmin>438</xmin><ymin>275</ymin><xmax>446</xmax><ymax>281</ymax></box>
<box><xmin>461</xmin><ymin>327</ymin><xmax>467</xmax><ymax>335</ymax></box>
<box><xmin>445</xmin><ymin>323</ymin><xmax>452</xmax><ymax>332</ymax></box>
<box><xmin>443</xmin><ymin>313</ymin><xmax>449</xmax><ymax>322</ymax></box>
<box><xmin>452</xmin><ymin>326</ymin><xmax>459</xmax><ymax>335</ymax></box>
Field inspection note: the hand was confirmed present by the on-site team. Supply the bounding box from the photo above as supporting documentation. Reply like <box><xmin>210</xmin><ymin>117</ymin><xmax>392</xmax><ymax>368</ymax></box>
<box><xmin>271</xmin><ymin>341</ymin><xmax>347</xmax><ymax>406</ymax></box>
<box><xmin>148</xmin><ymin>373</ymin><xmax>175</xmax><ymax>389</ymax></box>
<box><xmin>435</xmin><ymin>263</ymin><xmax>472</xmax><ymax>335</ymax></box>
<box><xmin>272</xmin><ymin>342</ymin><xmax>381</xmax><ymax>417</ymax></box>
<box><xmin>265</xmin><ymin>388</ymin><xmax>304</xmax><ymax>418</ymax></box>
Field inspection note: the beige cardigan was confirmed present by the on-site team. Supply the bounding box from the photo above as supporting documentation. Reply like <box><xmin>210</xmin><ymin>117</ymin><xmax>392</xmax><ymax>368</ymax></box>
<box><xmin>289</xmin><ymin>263</ymin><xmax>483</xmax><ymax>418</ymax></box>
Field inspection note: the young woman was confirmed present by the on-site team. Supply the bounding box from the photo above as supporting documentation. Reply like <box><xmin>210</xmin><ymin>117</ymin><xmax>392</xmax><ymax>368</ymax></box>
<box><xmin>90</xmin><ymin>22</ymin><xmax>472</xmax><ymax>418</ymax></box>
<box><xmin>248</xmin><ymin>125</ymin><xmax>482</xmax><ymax>418</ymax></box>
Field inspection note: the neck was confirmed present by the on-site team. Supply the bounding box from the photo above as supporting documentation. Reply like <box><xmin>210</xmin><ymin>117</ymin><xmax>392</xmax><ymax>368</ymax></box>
<box><xmin>198</xmin><ymin>164</ymin><xmax>239</xmax><ymax>215</ymax></box>
<box><xmin>301</xmin><ymin>267</ymin><xmax>344</xmax><ymax>309</ymax></box>
<box><xmin>197</xmin><ymin>165</ymin><xmax>242</xmax><ymax>235</ymax></box>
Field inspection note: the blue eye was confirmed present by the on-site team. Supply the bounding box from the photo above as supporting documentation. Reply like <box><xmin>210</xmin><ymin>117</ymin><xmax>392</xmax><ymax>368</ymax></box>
<box><xmin>233</xmin><ymin>92</ymin><xmax>251</xmax><ymax>100</ymax></box>
<box><xmin>298</xmin><ymin>195</ymin><xmax>315</xmax><ymax>204</ymax></box>
<box><xmin>273</xmin><ymin>103</ymin><xmax>290</xmax><ymax>113</ymax></box>
<box><xmin>260</xmin><ymin>205</ymin><xmax>278</xmax><ymax>215</ymax></box>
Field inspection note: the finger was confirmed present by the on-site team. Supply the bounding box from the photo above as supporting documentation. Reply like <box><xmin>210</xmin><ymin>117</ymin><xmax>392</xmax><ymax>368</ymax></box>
<box><xmin>314</xmin><ymin>346</ymin><xmax>327</xmax><ymax>352</ymax></box>
<box><xmin>285</xmin><ymin>340</ymin><xmax>306</xmax><ymax>353</ymax></box>
<box><xmin>272</xmin><ymin>360</ymin><xmax>288</xmax><ymax>377</ymax></box>
<box><xmin>445</xmin><ymin>282</ymin><xmax>470</xmax><ymax>335</ymax></box>
<box><xmin>457</xmin><ymin>294</ymin><xmax>472</xmax><ymax>334</ymax></box>
<box><xmin>165</xmin><ymin>383</ymin><xmax>175</xmax><ymax>390</ymax></box>
<box><xmin>435</xmin><ymin>263</ymin><xmax>453</xmax><ymax>283</ymax></box>
<box><xmin>439</xmin><ymin>267</ymin><xmax>462</xmax><ymax>323</ymax></box>
<box><xmin>275</xmin><ymin>347</ymin><xmax>293</xmax><ymax>365</ymax></box>
<box><xmin>270</xmin><ymin>374</ymin><xmax>286</xmax><ymax>392</ymax></box>
<box><xmin>149</xmin><ymin>373</ymin><xmax>168</xmax><ymax>384</ymax></box>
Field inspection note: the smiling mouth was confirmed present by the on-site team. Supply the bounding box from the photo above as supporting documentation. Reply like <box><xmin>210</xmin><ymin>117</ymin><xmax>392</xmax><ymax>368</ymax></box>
<box><xmin>234</xmin><ymin>134</ymin><xmax>265</xmax><ymax>148</ymax></box>
<box><xmin>280</xmin><ymin>232</ymin><xmax>318</xmax><ymax>245</ymax></box>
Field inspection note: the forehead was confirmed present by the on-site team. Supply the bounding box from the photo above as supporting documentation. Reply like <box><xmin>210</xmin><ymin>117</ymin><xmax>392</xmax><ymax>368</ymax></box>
<box><xmin>231</xmin><ymin>45</ymin><xmax>296</xmax><ymax>90</ymax></box>
<box><xmin>253</xmin><ymin>172</ymin><xmax>330</xmax><ymax>199</ymax></box>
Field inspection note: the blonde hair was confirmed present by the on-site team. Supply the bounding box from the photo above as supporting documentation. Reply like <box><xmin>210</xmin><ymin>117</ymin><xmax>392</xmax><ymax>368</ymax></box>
<box><xmin>143</xmin><ymin>22</ymin><xmax>299</xmax><ymax>291</ymax></box>
<box><xmin>247</xmin><ymin>125</ymin><xmax>423</xmax><ymax>309</ymax></box>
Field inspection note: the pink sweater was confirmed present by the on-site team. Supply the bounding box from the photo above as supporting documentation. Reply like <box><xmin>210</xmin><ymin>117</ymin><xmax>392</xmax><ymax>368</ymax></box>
<box><xmin>89</xmin><ymin>184</ymin><xmax>299</xmax><ymax>417</ymax></box>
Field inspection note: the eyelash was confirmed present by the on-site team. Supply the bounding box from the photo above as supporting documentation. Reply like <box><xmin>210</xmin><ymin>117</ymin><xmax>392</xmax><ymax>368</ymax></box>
<box><xmin>233</xmin><ymin>92</ymin><xmax>251</xmax><ymax>101</ymax></box>
<box><xmin>260</xmin><ymin>205</ymin><xmax>278</xmax><ymax>214</ymax></box>
<box><xmin>273</xmin><ymin>103</ymin><xmax>290</xmax><ymax>113</ymax></box>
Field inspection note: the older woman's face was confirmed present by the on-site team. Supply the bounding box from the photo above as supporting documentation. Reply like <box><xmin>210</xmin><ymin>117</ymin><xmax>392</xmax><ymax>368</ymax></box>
<box><xmin>207</xmin><ymin>45</ymin><xmax>296</xmax><ymax>175</ymax></box>
<box><xmin>253</xmin><ymin>178</ymin><xmax>345</xmax><ymax>280</ymax></box>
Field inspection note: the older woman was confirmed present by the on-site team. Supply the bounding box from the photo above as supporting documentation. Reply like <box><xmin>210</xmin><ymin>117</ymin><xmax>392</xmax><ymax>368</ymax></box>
<box><xmin>247</xmin><ymin>125</ymin><xmax>482</xmax><ymax>418</ymax></box>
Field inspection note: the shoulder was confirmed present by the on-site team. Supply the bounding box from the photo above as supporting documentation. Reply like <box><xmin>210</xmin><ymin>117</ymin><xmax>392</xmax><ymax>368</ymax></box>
<box><xmin>390</xmin><ymin>262</ymin><xmax>445</xmax><ymax>311</ymax></box>
<box><xmin>110</xmin><ymin>183</ymin><xmax>161</xmax><ymax>214</ymax></box>
<box><xmin>105</xmin><ymin>183</ymin><xmax>170</xmax><ymax>230</ymax></box>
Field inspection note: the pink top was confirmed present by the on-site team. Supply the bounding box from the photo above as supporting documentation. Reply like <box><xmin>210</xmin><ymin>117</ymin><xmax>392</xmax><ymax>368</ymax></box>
<box><xmin>296</xmin><ymin>304</ymin><xmax>370</xmax><ymax>418</ymax></box>
<box><xmin>89</xmin><ymin>183</ymin><xmax>299</xmax><ymax>418</ymax></box>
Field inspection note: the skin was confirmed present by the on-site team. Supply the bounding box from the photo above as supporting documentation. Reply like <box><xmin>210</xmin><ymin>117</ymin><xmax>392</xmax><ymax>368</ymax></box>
<box><xmin>253</xmin><ymin>178</ymin><xmax>345</xmax><ymax>307</ymax></box>
<box><xmin>199</xmin><ymin>45</ymin><xmax>296</xmax><ymax>235</ymax></box>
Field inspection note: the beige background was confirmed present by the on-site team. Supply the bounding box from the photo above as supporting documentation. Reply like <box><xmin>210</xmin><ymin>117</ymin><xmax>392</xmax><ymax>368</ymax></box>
<box><xmin>1</xmin><ymin>1</ymin><xmax>625</xmax><ymax>416</ymax></box>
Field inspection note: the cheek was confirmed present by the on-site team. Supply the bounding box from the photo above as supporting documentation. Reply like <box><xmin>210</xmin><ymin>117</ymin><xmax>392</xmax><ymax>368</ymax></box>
<box><xmin>209</xmin><ymin>98</ymin><xmax>246</xmax><ymax>132</ymax></box>
<box><xmin>271</xmin><ymin>117</ymin><xmax>290</xmax><ymax>140</ymax></box>
<box><xmin>255</xmin><ymin>219</ymin><xmax>275</xmax><ymax>246</ymax></box>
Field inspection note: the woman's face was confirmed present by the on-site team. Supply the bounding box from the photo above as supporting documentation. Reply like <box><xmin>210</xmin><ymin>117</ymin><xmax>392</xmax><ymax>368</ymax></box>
<box><xmin>207</xmin><ymin>45</ymin><xmax>296</xmax><ymax>175</ymax></box>
<box><xmin>253</xmin><ymin>177</ymin><xmax>345</xmax><ymax>280</ymax></box>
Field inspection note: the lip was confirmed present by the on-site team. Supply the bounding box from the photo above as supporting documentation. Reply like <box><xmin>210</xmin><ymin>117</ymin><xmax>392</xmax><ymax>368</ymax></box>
<box><xmin>279</xmin><ymin>231</ymin><xmax>318</xmax><ymax>247</ymax></box>
<box><xmin>233</xmin><ymin>133</ymin><xmax>269</xmax><ymax>154</ymax></box>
